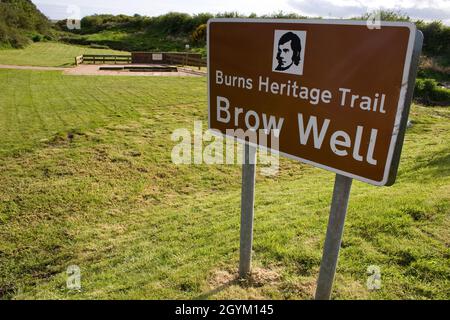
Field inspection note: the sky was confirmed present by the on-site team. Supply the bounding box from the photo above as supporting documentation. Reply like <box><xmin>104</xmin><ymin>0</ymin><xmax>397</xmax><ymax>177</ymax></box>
<box><xmin>33</xmin><ymin>0</ymin><xmax>450</xmax><ymax>25</ymax></box>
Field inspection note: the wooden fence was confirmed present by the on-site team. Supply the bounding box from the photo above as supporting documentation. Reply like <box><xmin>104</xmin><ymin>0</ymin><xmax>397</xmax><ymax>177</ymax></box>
<box><xmin>75</xmin><ymin>54</ymin><xmax>132</xmax><ymax>65</ymax></box>
<box><xmin>166</xmin><ymin>54</ymin><xmax>207</xmax><ymax>69</ymax></box>
<box><xmin>132</xmin><ymin>52</ymin><xmax>206</xmax><ymax>69</ymax></box>
<box><xmin>75</xmin><ymin>53</ymin><xmax>206</xmax><ymax>69</ymax></box>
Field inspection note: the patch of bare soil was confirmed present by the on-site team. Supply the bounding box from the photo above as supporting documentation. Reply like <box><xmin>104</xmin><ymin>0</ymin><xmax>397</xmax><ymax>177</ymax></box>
<box><xmin>209</xmin><ymin>266</ymin><xmax>282</xmax><ymax>288</ymax></box>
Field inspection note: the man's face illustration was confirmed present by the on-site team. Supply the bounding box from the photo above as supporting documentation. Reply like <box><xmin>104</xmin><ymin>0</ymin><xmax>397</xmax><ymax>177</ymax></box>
<box><xmin>277</xmin><ymin>40</ymin><xmax>294</xmax><ymax>69</ymax></box>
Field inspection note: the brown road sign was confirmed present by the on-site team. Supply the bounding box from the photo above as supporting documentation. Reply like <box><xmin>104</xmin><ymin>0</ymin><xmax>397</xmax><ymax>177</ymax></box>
<box><xmin>208</xmin><ymin>19</ymin><xmax>422</xmax><ymax>186</ymax></box>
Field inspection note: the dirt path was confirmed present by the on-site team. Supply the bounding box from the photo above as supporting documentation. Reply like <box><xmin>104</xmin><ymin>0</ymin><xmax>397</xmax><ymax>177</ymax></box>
<box><xmin>0</xmin><ymin>64</ymin><xmax>206</xmax><ymax>77</ymax></box>
<box><xmin>0</xmin><ymin>64</ymin><xmax>68</xmax><ymax>71</ymax></box>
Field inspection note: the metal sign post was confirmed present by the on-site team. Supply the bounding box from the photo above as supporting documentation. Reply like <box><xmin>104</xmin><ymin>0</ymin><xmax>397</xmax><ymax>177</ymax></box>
<box><xmin>315</xmin><ymin>174</ymin><xmax>353</xmax><ymax>300</ymax></box>
<box><xmin>239</xmin><ymin>143</ymin><xmax>257</xmax><ymax>278</ymax></box>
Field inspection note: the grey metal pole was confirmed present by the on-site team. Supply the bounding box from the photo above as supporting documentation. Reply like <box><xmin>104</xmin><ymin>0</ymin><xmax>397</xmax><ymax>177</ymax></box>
<box><xmin>239</xmin><ymin>143</ymin><xmax>257</xmax><ymax>278</ymax></box>
<box><xmin>315</xmin><ymin>174</ymin><xmax>353</xmax><ymax>300</ymax></box>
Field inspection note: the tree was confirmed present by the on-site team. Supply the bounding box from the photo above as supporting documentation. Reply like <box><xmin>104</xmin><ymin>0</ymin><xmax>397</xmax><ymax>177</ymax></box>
<box><xmin>192</xmin><ymin>24</ymin><xmax>207</xmax><ymax>45</ymax></box>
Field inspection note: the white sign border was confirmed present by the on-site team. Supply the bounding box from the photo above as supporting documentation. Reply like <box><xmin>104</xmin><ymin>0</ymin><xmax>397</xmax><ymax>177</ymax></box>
<box><xmin>207</xmin><ymin>18</ymin><xmax>417</xmax><ymax>186</ymax></box>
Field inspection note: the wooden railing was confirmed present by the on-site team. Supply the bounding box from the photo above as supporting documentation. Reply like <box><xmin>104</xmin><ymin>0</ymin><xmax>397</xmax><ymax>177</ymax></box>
<box><xmin>132</xmin><ymin>52</ymin><xmax>206</xmax><ymax>69</ymax></box>
<box><xmin>83</xmin><ymin>54</ymin><xmax>132</xmax><ymax>64</ymax></box>
<box><xmin>75</xmin><ymin>54</ymin><xmax>132</xmax><ymax>65</ymax></box>
<box><xmin>166</xmin><ymin>54</ymin><xmax>207</xmax><ymax>69</ymax></box>
<box><xmin>75</xmin><ymin>53</ymin><xmax>206</xmax><ymax>68</ymax></box>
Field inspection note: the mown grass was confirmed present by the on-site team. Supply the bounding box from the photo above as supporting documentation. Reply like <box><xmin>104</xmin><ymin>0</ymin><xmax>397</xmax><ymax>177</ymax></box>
<box><xmin>0</xmin><ymin>69</ymin><xmax>448</xmax><ymax>300</ymax></box>
<box><xmin>0</xmin><ymin>42</ymin><xmax>127</xmax><ymax>67</ymax></box>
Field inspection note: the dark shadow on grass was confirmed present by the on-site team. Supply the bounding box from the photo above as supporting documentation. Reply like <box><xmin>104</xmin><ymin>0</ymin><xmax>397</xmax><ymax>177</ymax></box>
<box><xmin>194</xmin><ymin>278</ymin><xmax>239</xmax><ymax>300</ymax></box>
<box><xmin>58</xmin><ymin>63</ymin><xmax>75</xmax><ymax>67</ymax></box>
<box><xmin>403</xmin><ymin>147</ymin><xmax>450</xmax><ymax>180</ymax></box>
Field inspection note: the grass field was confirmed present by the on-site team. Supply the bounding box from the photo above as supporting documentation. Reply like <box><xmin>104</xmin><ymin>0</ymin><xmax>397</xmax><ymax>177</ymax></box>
<box><xmin>0</xmin><ymin>42</ymin><xmax>127</xmax><ymax>67</ymax></box>
<box><xmin>0</xmin><ymin>69</ymin><xmax>449</xmax><ymax>300</ymax></box>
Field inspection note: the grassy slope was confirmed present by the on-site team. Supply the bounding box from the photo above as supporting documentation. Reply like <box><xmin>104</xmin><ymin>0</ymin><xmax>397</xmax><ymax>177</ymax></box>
<box><xmin>78</xmin><ymin>29</ymin><xmax>186</xmax><ymax>52</ymax></box>
<box><xmin>62</xmin><ymin>29</ymin><xmax>206</xmax><ymax>56</ymax></box>
<box><xmin>0</xmin><ymin>69</ymin><xmax>449</xmax><ymax>300</ymax></box>
<box><xmin>0</xmin><ymin>42</ymin><xmax>127</xmax><ymax>67</ymax></box>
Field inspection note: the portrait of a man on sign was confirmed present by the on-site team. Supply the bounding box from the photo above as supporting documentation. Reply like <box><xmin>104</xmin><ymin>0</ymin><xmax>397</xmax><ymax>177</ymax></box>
<box><xmin>272</xmin><ymin>30</ymin><xmax>307</xmax><ymax>75</ymax></box>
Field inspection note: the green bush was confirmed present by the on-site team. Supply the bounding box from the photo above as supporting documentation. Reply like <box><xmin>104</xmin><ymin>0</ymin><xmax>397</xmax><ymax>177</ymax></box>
<box><xmin>32</xmin><ymin>34</ymin><xmax>42</xmax><ymax>42</ymax></box>
<box><xmin>0</xmin><ymin>0</ymin><xmax>52</xmax><ymax>48</ymax></box>
<box><xmin>430</xmin><ymin>86</ymin><xmax>450</xmax><ymax>103</ymax></box>
<box><xmin>416</xmin><ymin>20</ymin><xmax>450</xmax><ymax>58</ymax></box>
<box><xmin>415</xmin><ymin>78</ymin><xmax>450</xmax><ymax>105</ymax></box>
<box><xmin>0</xmin><ymin>21</ymin><xmax>30</xmax><ymax>48</ymax></box>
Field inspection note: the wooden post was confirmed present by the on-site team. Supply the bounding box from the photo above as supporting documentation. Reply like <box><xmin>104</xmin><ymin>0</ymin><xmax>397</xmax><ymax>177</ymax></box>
<box><xmin>315</xmin><ymin>174</ymin><xmax>353</xmax><ymax>300</ymax></box>
<box><xmin>239</xmin><ymin>143</ymin><xmax>257</xmax><ymax>278</ymax></box>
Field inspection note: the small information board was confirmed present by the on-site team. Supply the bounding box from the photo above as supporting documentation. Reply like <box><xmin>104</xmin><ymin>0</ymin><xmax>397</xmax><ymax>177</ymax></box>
<box><xmin>152</xmin><ymin>53</ymin><xmax>163</xmax><ymax>61</ymax></box>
